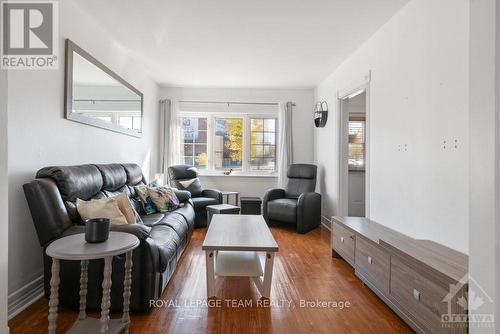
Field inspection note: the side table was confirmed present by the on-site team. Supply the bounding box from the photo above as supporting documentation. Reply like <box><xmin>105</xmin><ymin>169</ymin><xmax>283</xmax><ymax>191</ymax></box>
<box><xmin>45</xmin><ymin>232</ymin><xmax>140</xmax><ymax>334</ymax></box>
<box><xmin>221</xmin><ymin>191</ymin><xmax>240</xmax><ymax>206</ymax></box>
<box><xmin>206</xmin><ymin>204</ymin><xmax>241</xmax><ymax>226</ymax></box>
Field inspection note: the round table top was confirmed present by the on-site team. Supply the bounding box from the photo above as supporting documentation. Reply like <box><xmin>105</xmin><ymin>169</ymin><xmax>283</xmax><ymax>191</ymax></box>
<box><xmin>46</xmin><ymin>232</ymin><xmax>140</xmax><ymax>260</ymax></box>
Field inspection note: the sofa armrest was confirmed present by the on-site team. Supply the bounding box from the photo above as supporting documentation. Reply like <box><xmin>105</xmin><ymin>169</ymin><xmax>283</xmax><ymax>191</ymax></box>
<box><xmin>173</xmin><ymin>189</ymin><xmax>191</xmax><ymax>203</ymax></box>
<box><xmin>297</xmin><ymin>192</ymin><xmax>322</xmax><ymax>234</ymax></box>
<box><xmin>202</xmin><ymin>189</ymin><xmax>223</xmax><ymax>203</ymax></box>
<box><xmin>262</xmin><ymin>188</ymin><xmax>286</xmax><ymax>223</ymax></box>
<box><xmin>60</xmin><ymin>223</ymin><xmax>152</xmax><ymax>240</ymax></box>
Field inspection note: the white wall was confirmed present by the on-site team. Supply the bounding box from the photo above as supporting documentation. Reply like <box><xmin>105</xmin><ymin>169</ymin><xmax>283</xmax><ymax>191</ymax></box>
<box><xmin>314</xmin><ymin>0</ymin><xmax>470</xmax><ymax>253</ymax></box>
<box><xmin>1</xmin><ymin>68</ymin><xmax>9</xmax><ymax>331</ymax></box>
<box><xmin>7</xmin><ymin>0</ymin><xmax>161</xmax><ymax>316</ymax></box>
<box><xmin>161</xmin><ymin>87</ymin><xmax>315</xmax><ymax>196</ymax></box>
<box><xmin>469</xmin><ymin>0</ymin><xmax>497</xmax><ymax>332</ymax></box>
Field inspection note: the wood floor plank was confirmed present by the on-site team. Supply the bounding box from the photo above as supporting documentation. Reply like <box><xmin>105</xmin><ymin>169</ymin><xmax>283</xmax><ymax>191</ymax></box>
<box><xmin>9</xmin><ymin>225</ymin><xmax>413</xmax><ymax>334</ymax></box>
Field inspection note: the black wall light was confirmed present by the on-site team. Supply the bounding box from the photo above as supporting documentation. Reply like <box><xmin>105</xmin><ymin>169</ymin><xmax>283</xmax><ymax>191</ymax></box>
<box><xmin>314</xmin><ymin>101</ymin><xmax>328</xmax><ymax>128</ymax></box>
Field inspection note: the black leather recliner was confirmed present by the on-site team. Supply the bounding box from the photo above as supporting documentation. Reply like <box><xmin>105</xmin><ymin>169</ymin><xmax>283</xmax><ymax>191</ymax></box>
<box><xmin>168</xmin><ymin>165</ymin><xmax>222</xmax><ymax>227</ymax></box>
<box><xmin>23</xmin><ymin>163</ymin><xmax>195</xmax><ymax>312</ymax></box>
<box><xmin>263</xmin><ymin>164</ymin><xmax>321</xmax><ymax>233</ymax></box>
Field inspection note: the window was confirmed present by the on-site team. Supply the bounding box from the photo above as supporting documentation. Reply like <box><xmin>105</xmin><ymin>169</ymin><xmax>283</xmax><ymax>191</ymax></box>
<box><xmin>177</xmin><ymin>114</ymin><xmax>278</xmax><ymax>174</ymax></box>
<box><xmin>214</xmin><ymin>118</ymin><xmax>243</xmax><ymax>169</ymax></box>
<box><xmin>348</xmin><ymin>120</ymin><xmax>365</xmax><ymax>170</ymax></box>
<box><xmin>180</xmin><ymin>117</ymin><xmax>208</xmax><ymax>169</ymax></box>
<box><xmin>250</xmin><ymin>118</ymin><xmax>277</xmax><ymax>170</ymax></box>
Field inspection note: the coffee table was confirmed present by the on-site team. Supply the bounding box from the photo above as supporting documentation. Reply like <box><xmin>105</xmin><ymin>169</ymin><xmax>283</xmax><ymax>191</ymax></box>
<box><xmin>202</xmin><ymin>215</ymin><xmax>279</xmax><ymax>299</ymax></box>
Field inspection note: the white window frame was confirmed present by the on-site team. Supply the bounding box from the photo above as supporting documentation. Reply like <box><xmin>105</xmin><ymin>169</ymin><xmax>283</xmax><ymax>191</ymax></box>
<box><xmin>178</xmin><ymin>112</ymin><xmax>278</xmax><ymax>176</ymax></box>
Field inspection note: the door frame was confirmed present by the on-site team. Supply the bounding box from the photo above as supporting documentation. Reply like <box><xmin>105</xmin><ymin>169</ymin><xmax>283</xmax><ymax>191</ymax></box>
<box><xmin>337</xmin><ymin>75</ymin><xmax>371</xmax><ymax>218</ymax></box>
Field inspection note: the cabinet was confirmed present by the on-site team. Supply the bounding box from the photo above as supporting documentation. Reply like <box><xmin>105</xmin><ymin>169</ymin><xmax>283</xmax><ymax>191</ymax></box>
<box><xmin>331</xmin><ymin>217</ymin><xmax>468</xmax><ymax>334</ymax></box>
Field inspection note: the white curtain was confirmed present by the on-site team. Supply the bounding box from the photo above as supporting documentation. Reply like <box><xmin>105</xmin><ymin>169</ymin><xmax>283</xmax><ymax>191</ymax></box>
<box><xmin>159</xmin><ymin>99</ymin><xmax>181</xmax><ymax>184</ymax></box>
<box><xmin>278</xmin><ymin>101</ymin><xmax>293</xmax><ymax>188</ymax></box>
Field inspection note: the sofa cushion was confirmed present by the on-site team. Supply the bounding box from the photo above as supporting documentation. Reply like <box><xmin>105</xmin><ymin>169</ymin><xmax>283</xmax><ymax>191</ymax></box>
<box><xmin>95</xmin><ymin>164</ymin><xmax>127</xmax><ymax>192</ymax></box>
<box><xmin>141</xmin><ymin>213</ymin><xmax>165</xmax><ymax>226</ymax></box>
<box><xmin>160</xmin><ymin>213</ymin><xmax>189</xmax><ymax>240</ymax></box>
<box><xmin>122</xmin><ymin>163</ymin><xmax>144</xmax><ymax>186</ymax></box>
<box><xmin>173</xmin><ymin>204</ymin><xmax>196</xmax><ymax>230</ymax></box>
<box><xmin>191</xmin><ymin>197</ymin><xmax>219</xmax><ymax>211</ymax></box>
<box><xmin>149</xmin><ymin>225</ymin><xmax>180</xmax><ymax>272</ymax></box>
<box><xmin>267</xmin><ymin>198</ymin><xmax>298</xmax><ymax>223</ymax></box>
<box><xmin>36</xmin><ymin>165</ymin><xmax>103</xmax><ymax>201</ymax></box>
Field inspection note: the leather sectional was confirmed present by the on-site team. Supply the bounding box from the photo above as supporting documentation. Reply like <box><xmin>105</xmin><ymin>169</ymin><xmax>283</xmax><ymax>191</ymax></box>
<box><xmin>23</xmin><ymin>163</ymin><xmax>195</xmax><ymax>312</ymax></box>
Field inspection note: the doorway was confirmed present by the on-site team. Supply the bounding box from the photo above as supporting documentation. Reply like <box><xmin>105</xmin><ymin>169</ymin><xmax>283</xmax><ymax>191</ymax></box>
<box><xmin>339</xmin><ymin>89</ymin><xmax>368</xmax><ymax>217</ymax></box>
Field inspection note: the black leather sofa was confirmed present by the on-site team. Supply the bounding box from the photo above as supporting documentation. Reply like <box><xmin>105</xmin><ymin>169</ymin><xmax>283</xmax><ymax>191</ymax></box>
<box><xmin>23</xmin><ymin>163</ymin><xmax>195</xmax><ymax>312</ymax></box>
<box><xmin>168</xmin><ymin>165</ymin><xmax>223</xmax><ymax>227</ymax></box>
<box><xmin>263</xmin><ymin>164</ymin><xmax>321</xmax><ymax>233</ymax></box>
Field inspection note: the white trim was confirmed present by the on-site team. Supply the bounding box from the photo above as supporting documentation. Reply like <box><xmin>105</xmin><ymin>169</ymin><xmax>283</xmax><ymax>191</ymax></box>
<box><xmin>337</xmin><ymin>75</ymin><xmax>371</xmax><ymax>218</ymax></box>
<box><xmin>8</xmin><ymin>275</ymin><xmax>44</xmax><ymax>319</ymax></box>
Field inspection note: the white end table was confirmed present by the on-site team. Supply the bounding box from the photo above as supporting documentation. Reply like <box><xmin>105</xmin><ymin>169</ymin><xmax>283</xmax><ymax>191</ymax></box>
<box><xmin>45</xmin><ymin>232</ymin><xmax>140</xmax><ymax>334</ymax></box>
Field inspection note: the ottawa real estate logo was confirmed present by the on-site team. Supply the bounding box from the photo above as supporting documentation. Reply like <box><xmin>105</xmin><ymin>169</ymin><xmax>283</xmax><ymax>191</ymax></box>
<box><xmin>1</xmin><ymin>0</ymin><xmax>58</xmax><ymax>69</ymax></box>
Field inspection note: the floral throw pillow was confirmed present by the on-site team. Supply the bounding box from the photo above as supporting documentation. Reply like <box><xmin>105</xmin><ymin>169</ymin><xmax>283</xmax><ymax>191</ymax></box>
<box><xmin>147</xmin><ymin>186</ymin><xmax>180</xmax><ymax>213</ymax></box>
<box><xmin>134</xmin><ymin>185</ymin><xmax>158</xmax><ymax>215</ymax></box>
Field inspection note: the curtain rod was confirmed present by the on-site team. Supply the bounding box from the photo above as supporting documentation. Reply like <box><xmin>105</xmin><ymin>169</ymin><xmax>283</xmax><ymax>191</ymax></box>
<box><xmin>178</xmin><ymin>100</ymin><xmax>296</xmax><ymax>107</ymax></box>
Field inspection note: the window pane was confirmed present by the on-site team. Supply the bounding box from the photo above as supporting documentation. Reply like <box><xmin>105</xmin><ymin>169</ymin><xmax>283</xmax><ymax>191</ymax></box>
<box><xmin>263</xmin><ymin>145</ymin><xmax>275</xmax><ymax>158</ymax></box>
<box><xmin>183</xmin><ymin>144</ymin><xmax>193</xmax><ymax>156</ymax></box>
<box><xmin>180</xmin><ymin>117</ymin><xmax>208</xmax><ymax>169</ymax></box>
<box><xmin>348</xmin><ymin>120</ymin><xmax>365</xmax><ymax>170</ymax></box>
<box><xmin>251</xmin><ymin>119</ymin><xmax>264</xmax><ymax>131</ymax></box>
<box><xmin>214</xmin><ymin>118</ymin><xmax>243</xmax><ymax>169</ymax></box>
<box><xmin>250</xmin><ymin>118</ymin><xmax>277</xmax><ymax>171</ymax></box>
<box><xmin>251</xmin><ymin>132</ymin><xmax>264</xmax><ymax>145</ymax></box>
<box><xmin>263</xmin><ymin>133</ymin><xmax>275</xmax><ymax>145</ymax></box>
<box><xmin>251</xmin><ymin>145</ymin><xmax>263</xmax><ymax>158</ymax></box>
<box><xmin>264</xmin><ymin>119</ymin><xmax>275</xmax><ymax>132</ymax></box>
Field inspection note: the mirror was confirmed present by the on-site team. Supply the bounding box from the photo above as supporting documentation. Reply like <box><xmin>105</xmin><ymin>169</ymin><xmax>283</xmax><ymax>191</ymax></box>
<box><xmin>64</xmin><ymin>39</ymin><xmax>143</xmax><ymax>137</ymax></box>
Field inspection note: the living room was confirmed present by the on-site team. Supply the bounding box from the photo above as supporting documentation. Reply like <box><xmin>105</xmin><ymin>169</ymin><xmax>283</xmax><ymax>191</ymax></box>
<box><xmin>1</xmin><ymin>0</ymin><xmax>499</xmax><ymax>333</ymax></box>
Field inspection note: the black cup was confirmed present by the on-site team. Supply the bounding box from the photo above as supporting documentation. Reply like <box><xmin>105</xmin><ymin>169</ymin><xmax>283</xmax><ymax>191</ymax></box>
<box><xmin>85</xmin><ymin>218</ymin><xmax>110</xmax><ymax>243</ymax></box>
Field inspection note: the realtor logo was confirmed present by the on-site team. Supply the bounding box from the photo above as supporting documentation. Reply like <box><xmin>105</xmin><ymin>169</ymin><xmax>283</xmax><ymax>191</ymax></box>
<box><xmin>1</xmin><ymin>0</ymin><xmax>58</xmax><ymax>69</ymax></box>
<box><xmin>441</xmin><ymin>274</ymin><xmax>495</xmax><ymax>329</ymax></box>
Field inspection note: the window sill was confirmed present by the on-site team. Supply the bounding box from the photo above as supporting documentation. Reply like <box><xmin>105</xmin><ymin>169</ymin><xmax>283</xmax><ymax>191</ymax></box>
<box><xmin>198</xmin><ymin>173</ymin><xmax>278</xmax><ymax>178</ymax></box>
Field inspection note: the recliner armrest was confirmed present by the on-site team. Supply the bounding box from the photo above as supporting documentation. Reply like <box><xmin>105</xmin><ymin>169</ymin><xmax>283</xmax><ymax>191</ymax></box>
<box><xmin>202</xmin><ymin>189</ymin><xmax>223</xmax><ymax>203</ymax></box>
<box><xmin>263</xmin><ymin>188</ymin><xmax>286</xmax><ymax>223</ymax></box>
<box><xmin>297</xmin><ymin>192</ymin><xmax>322</xmax><ymax>234</ymax></box>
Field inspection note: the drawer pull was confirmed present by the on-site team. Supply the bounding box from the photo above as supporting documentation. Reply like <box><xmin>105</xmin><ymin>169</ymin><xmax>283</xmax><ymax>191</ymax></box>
<box><xmin>350</xmin><ymin>235</ymin><xmax>355</xmax><ymax>240</ymax></box>
<box><xmin>367</xmin><ymin>256</ymin><xmax>373</xmax><ymax>264</ymax></box>
<box><xmin>340</xmin><ymin>237</ymin><xmax>345</xmax><ymax>243</ymax></box>
<box><xmin>413</xmin><ymin>288</ymin><xmax>420</xmax><ymax>301</ymax></box>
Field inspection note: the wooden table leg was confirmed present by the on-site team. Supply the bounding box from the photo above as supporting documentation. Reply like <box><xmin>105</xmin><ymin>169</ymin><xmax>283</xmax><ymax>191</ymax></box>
<box><xmin>205</xmin><ymin>251</ymin><xmax>216</xmax><ymax>298</ymax></box>
<box><xmin>100</xmin><ymin>256</ymin><xmax>113</xmax><ymax>334</ymax></box>
<box><xmin>48</xmin><ymin>258</ymin><xmax>60</xmax><ymax>334</ymax></box>
<box><xmin>79</xmin><ymin>260</ymin><xmax>89</xmax><ymax>320</ymax></box>
<box><xmin>122</xmin><ymin>251</ymin><xmax>133</xmax><ymax>333</ymax></box>
<box><xmin>261</xmin><ymin>252</ymin><xmax>275</xmax><ymax>298</ymax></box>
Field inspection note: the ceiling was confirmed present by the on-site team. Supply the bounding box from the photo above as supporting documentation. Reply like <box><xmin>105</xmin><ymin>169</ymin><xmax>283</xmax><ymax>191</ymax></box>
<box><xmin>75</xmin><ymin>0</ymin><xmax>409</xmax><ymax>88</ymax></box>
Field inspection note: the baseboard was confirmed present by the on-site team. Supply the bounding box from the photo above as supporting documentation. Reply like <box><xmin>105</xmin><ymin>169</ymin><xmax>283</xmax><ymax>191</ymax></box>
<box><xmin>8</xmin><ymin>275</ymin><xmax>44</xmax><ymax>319</ymax></box>
<box><xmin>321</xmin><ymin>215</ymin><xmax>331</xmax><ymax>230</ymax></box>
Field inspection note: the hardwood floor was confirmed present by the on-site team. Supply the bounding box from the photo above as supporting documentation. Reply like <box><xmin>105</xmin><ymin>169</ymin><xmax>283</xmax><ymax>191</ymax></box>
<box><xmin>9</xmin><ymin>225</ymin><xmax>412</xmax><ymax>334</ymax></box>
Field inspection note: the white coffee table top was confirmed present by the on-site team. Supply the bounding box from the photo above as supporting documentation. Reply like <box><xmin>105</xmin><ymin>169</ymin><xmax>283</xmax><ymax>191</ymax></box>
<box><xmin>46</xmin><ymin>232</ymin><xmax>140</xmax><ymax>260</ymax></box>
<box><xmin>202</xmin><ymin>215</ymin><xmax>278</xmax><ymax>252</ymax></box>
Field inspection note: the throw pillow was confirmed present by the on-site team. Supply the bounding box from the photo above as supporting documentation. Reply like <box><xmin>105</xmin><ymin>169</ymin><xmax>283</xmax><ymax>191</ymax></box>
<box><xmin>76</xmin><ymin>197</ymin><xmax>128</xmax><ymax>225</ymax></box>
<box><xmin>134</xmin><ymin>184</ymin><xmax>158</xmax><ymax>215</ymax></box>
<box><xmin>111</xmin><ymin>192</ymin><xmax>141</xmax><ymax>224</ymax></box>
<box><xmin>147</xmin><ymin>186</ymin><xmax>180</xmax><ymax>213</ymax></box>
